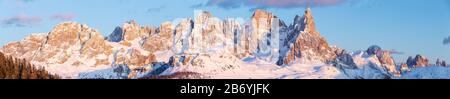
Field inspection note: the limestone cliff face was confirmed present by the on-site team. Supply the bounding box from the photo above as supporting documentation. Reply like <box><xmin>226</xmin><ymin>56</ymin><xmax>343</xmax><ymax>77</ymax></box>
<box><xmin>3</xmin><ymin>22</ymin><xmax>113</xmax><ymax>66</ymax></box>
<box><xmin>1</xmin><ymin>22</ymin><xmax>158</xmax><ymax>78</ymax></box>
<box><xmin>142</xmin><ymin>22</ymin><xmax>174</xmax><ymax>52</ymax></box>
<box><xmin>435</xmin><ymin>59</ymin><xmax>447</xmax><ymax>66</ymax></box>
<box><xmin>3</xmin><ymin>8</ymin><xmax>409</xmax><ymax>79</ymax></box>
<box><xmin>278</xmin><ymin>8</ymin><xmax>337</xmax><ymax>65</ymax></box>
<box><xmin>2</xmin><ymin>8</ymin><xmax>446</xmax><ymax>79</ymax></box>
<box><xmin>2</xmin><ymin>8</ymin><xmax>340</xmax><ymax>69</ymax></box>
<box><xmin>407</xmin><ymin>55</ymin><xmax>430</xmax><ymax>68</ymax></box>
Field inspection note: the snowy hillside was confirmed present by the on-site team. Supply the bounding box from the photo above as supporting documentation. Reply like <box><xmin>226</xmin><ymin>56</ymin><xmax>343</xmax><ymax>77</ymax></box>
<box><xmin>1</xmin><ymin>8</ymin><xmax>448</xmax><ymax>79</ymax></box>
<box><xmin>400</xmin><ymin>66</ymin><xmax>450</xmax><ymax>79</ymax></box>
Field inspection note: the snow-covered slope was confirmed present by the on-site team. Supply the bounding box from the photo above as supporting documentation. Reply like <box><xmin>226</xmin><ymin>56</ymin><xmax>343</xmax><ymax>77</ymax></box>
<box><xmin>400</xmin><ymin>66</ymin><xmax>450</xmax><ymax>79</ymax></box>
<box><xmin>334</xmin><ymin>50</ymin><xmax>393</xmax><ymax>79</ymax></box>
<box><xmin>1</xmin><ymin>8</ymin><xmax>448</xmax><ymax>79</ymax></box>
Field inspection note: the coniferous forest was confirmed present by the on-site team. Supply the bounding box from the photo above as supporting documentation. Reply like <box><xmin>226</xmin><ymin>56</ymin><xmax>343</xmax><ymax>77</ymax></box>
<box><xmin>0</xmin><ymin>52</ymin><xmax>60</xmax><ymax>79</ymax></box>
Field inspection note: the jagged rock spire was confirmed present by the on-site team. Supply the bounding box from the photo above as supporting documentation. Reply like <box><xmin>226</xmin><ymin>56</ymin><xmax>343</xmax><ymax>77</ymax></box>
<box><xmin>303</xmin><ymin>7</ymin><xmax>317</xmax><ymax>34</ymax></box>
<box><xmin>278</xmin><ymin>8</ymin><xmax>336</xmax><ymax>65</ymax></box>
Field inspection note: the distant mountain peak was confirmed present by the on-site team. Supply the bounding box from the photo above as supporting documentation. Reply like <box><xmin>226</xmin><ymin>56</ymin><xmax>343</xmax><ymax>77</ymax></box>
<box><xmin>407</xmin><ymin>54</ymin><xmax>430</xmax><ymax>68</ymax></box>
<box><xmin>278</xmin><ymin>8</ymin><xmax>336</xmax><ymax>65</ymax></box>
<box><xmin>302</xmin><ymin>7</ymin><xmax>317</xmax><ymax>33</ymax></box>
<box><xmin>2</xmin><ymin>8</ymin><xmax>448</xmax><ymax>79</ymax></box>
<box><xmin>252</xmin><ymin>9</ymin><xmax>277</xmax><ymax>19</ymax></box>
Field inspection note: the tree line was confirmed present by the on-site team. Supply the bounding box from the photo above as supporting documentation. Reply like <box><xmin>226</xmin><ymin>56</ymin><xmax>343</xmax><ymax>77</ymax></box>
<box><xmin>0</xmin><ymin>52</ymin><xmax>60</xmax><ymax>79</ymax></box>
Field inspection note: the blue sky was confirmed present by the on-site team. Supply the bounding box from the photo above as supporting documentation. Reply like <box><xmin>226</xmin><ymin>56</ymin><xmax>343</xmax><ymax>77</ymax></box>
<box><xmin>0</xmin><ymin>0</ymin><xmax>449</xmax><ymax>62</ymax></box>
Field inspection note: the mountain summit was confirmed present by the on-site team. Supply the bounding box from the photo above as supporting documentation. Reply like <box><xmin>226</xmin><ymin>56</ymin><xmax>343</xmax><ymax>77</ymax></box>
<box><xmin>278</xmin><ymin>8</ymin><xmax>337</xmax><ymax>65</ymax></box>
<box><xmin>1</xmin><ymin>8</ymin><xmax>448</xmax><ymax>79</ymax></box>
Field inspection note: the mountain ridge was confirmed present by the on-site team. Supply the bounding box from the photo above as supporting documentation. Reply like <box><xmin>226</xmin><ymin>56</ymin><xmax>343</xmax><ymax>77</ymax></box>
<box><xmin>1</xmin><ymin>8</ymin><xmax>448</xmax><ymax>79</ymax></box>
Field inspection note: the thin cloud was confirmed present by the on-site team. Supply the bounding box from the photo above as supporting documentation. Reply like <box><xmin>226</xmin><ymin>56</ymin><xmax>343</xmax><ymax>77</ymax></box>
<box><xmin>385</xmin><ymin>49</ymin><xmax>404</xmax><ymax>55</ymax></box>
<box><xmin>50</xmin><ymin>13</ymin><xmax>76</xmax><ymax>21</ymax></box>
<box><xmin>205</xmin><ymin>0</ymin><xmax>349</xmax><ymax>9</ymax></box>
<box><xmin>147</xmin><ymin>6</ymin><xmax>166</xmax><ymax>13</ymax></box>
<box><xmin>1</xmin><ymin>14</ymin><xmax>42</xmax><ymax>27</ymax></box>
<box><xmin>444</xmin><ymin>36</ymin><xmax>450</xmax><ymax>45</ymax></box>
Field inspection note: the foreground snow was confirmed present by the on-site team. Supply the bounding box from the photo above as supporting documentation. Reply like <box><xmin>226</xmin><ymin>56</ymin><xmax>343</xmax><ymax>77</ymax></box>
<box><xmin>75</xmin><ymin>52</ymin><xmax>347</xmax><ymax>79</ymax></box>
<box><xmin>209</xmin><ymin>63</ymin><xmax>345</xmax><ymax>79</ymax></box>
<box><xmin>39</xmin><ymin>49</ymin><xmax>450</xmax><ymax>79</ymax></box>
<box><xmin>400</xmin><ymin>66</ymin><xmax>450</xmax><ymax>79</ymax></box>
<box><xmin>166</xmin><ymin>59</ymin><xmax>346</xmax><ymax>79</ymax></box>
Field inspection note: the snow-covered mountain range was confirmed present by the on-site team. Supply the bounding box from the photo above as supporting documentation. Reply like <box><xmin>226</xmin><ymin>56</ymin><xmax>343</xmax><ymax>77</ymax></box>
<box><xmin>1</xmin><ymin>8</ymin><xmax>448</xmax><ymax>79</ymax></box>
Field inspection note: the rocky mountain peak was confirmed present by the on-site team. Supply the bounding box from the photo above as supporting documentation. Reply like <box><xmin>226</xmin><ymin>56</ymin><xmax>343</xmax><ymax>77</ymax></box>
<box><xmin>252</xmin><ymin>9</ymin><xmax>276</xmax><ymax>19</ymax></box>
<box><xmin>4</xmin><ymin>22</ymin><xmax>112</xmax><ymax>66</ymax></box>
<box><xmin>305</xmin><ymin>7</ymin><xmax>313</xmax><ymax>18</ymax></box>
<box><xmin>122</xmin><ymin>20</ymin><xmax>143</xmax><ymax>41</ymax></box>
<box><xmin>47</xmin><ymin>22</ymin><xmax>103</xmax><ymax>47</ymax></box>
<box><xmin>278</xmin><ymin>8</ymin><xmax>336</xmax><ymax>65</ymax></box>
<box><xmin>293</xmin><ymin>15</ymin><xmax>302</xmax><ymax>23</ymax></box>
<box><xmin>366</xmin><ymin>45</ymin><xmax>382</xmax><ymax>56</ymax></box>
<box><xmin>106</xmin><ymin>20</ymin><xmax>158</xmax><ymax>46</ymax></box>
<box><xmin>302</xmin><ymin>7</ymin><xmax>317</xmax><ymax>34</ymax></box>
<box><xmin>196</xmin><ymin>11</ymin><xmax>213</xmax><ymax>18</ymax></box>
<box><xmin>251</xmin><ymin>9</ymin><xmax>277</xmax><ymax>28</ymax></box>
<box><xmin>141</xmin><ymin>21</ymin><xmax>174</xmax><ymax>52</ymax></box>
<box><xmin>435</xmin><ymin>59</ymin><xmax>447</xmax><ymax>66</ymax></box>
<box><xmin>50</xmin><ymin>22</ymin><xmax>97</xmax><ymax>35</ymax></box>
<box><xmin>407</xmin><ymin>55</ymin><xmax>430</xmax><ymax>68</ymax></box>
<box><xmin>159</xmin><ymin>21</ymin><xmax>173</xmax><ymax>36</ymax></box>
<box><xmin>107</xmin><ymin>26</ymin><xmax>124</xmax><ymax>42</ymax></box>
<box><xmin>124</xmin><ymin>20</ymin><xmax>140</xmax><ymax>29</ymax></box>
<box><xmin>6</xmin><ymin>9</ymin><xmax>444</xmax><ymax>79</ymax></box>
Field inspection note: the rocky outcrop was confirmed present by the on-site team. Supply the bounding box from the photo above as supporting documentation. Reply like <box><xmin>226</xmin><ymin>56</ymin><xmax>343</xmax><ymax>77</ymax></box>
<box><xmin>435</xmin><ymin>59</ymin><xmax>447</xmax><ymax>67</ymax></box>
<box><xmin>189</xmin><ymin>11</ymin><xmax>226</xmax><ymax>53</ymax></box>
<box><xmin>122</xmin><ymin>20</ymin><xmax>155</xmax><ymax>42</ymax></box>
<box><xmin>1</xmin><ymin>22</ymin><xmax>163</xmax><ymax>78</ymax></box>
<box><xmin>364</xmin><ymin>45</ymin><xmax>398</xmax><ymax>74</ymax></box>
<box><xmin>223</xmin><ymin>19</ymin><xmax>243</xmax><ymax>55</ymax></box>
<box><xmin>407</xmin><ymin>55</ymin><xmax>429</xmax><ymax>68</ymax></box>
<box><xmin>366</xmin><ymin>45</ymin><xmax>382</xmax><ymax>56</ymax></box>
<box><xmin>107</xmin><ymin>20</ymin><xmax>157</xmax><ymax>47</ymax></box>
<box><xmin>7</xmin><ymin>8</ymin><xmax>442</xmax><ymax>79</ymax></box>
<box><xmin>168</xmin><ymin>55</ymin><xmax>197</xmax><ymax>67</ymax></box>
<box><xmin>331</xmin><ymin>45</ymin><xmax>400</xmax><ymax>78</ymax></box>
<box><xmin>107</xmin><ymin>27</ymin><xmax>124</xmax><ymax>42</ymax></box>
<box><xmin>278</xmin><ymin>8</ymin><xmax>336</xmax><ymax>65</ymax></box>
<box><xmin>3</xmin><ymin>22</ymin><xmax>113</xmax><ymax>65</ymax></box>
<box><xmin>377</xmin><ymin>50</ymin><xmax>398</xmax><ymax>75</ymax></box>
<box><xmin>399</xmin><ymin>63</ymin><xmax>410</xmax><ymax>72</ymax></box>
<box><xmin>44</xmin><ymin>22</ymin><xmax>112</xmax><ymax>64</ymax></box>
<box><xmin>333</xmin><ymin>50</ymin><xmax>357</xmax><ymax>69</ymax></box>
<box><xmin>173</xmin><ymin>18</ymin><xmax>194</xmax><ymax>54</ymax></box>
<box><xmin>249</xmin><ymin>9</ymin><xmax>288</xmax><ymax>62</ymax></box>
<box><xmin>142</xmin><ymin>22</ymin><xmax>173</xmax><ymax>52</ymax></box>
<box><xmin>249</xmin><ymin>9</ymin><xmax>279</xmax><ymax>55</ymax></box>
<box><xmin>113</xmin><ymin>48</ymin><xmax>156</xmax><ymax>68</ymax></box>
<box><xmin>1</xmin><ymin>33</ymin><xmax>47</xmax><ymax>60</ymax></box>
